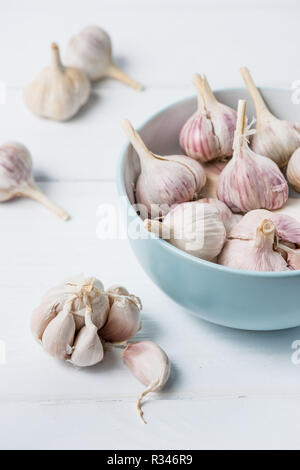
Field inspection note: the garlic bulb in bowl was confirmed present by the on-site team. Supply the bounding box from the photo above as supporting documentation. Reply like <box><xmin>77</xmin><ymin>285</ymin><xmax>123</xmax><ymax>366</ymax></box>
<box><xmin>287</xmin><ymin>148</ymin><xmax>300</xmax><ymax>192</ymax></box>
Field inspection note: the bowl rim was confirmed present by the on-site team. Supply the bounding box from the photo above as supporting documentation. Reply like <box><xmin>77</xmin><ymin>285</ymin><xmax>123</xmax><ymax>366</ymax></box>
<box><xmin>117</xmin><ymin>86</ymin><xmax>300</xmax><ymax>279</ymax></box>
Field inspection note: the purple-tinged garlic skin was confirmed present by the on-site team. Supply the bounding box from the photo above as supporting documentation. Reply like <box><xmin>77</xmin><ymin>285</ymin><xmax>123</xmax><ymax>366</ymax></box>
<box><xmin>179</xmin><ymin>74</ymin><xmax>237</xmax><ymax>162</ymax></box>
<box><xmin>287</xmin><ymin>148</ymin><xmax>300</xmax><ymax>193</ymax></box>
<box><xmin>100</xmin><ymin>288</ymin><xmax>142</xmax><ymax>344</ymax></box>
<box><xmin>217</xmin><ymin>100</ymin><xmax>288</xmax><ymax>213</ymax></box>
<box><xmin>121</xmin><ymin>119</ymin><xmax>206</xmax><ymax>218</ymax></box>
<box><xmin>218</xmin><ymin>219</ymin><xmax>291</xmax><ymax>272</ymax></box>
<box><xmin>0</xmin><ymin>142</ymin><xmax>32</xmax><ymax>201</ymax></box>
<box><xmin>241</xmin><ymin>67</ymin><xmax>300</xmax><ymax>168</ymax></box>
<box><xmin>122</xmin><ymin>340</ymin><xmax>170</xmax><ymax>423</ymax></box>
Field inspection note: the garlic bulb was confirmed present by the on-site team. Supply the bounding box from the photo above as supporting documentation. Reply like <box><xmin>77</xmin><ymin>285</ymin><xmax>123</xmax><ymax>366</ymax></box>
<box><xmin>179</xmin><ymin>74</ymin><xmax>237</xmax><ymax>162</ymax></box>
<box><xmin>0</xmin><ymin>142</ymin><xmax>69</xmax><ymax>220</ymax></box>
<box><xmin>122</xmin><ymin>341</ymin><xmax>170</xmax><ymax>423</ymax></box>
<box><xmin>31</xmin><ymin>276</ymin><xmax>109</xmax><ymax>367</ymax></box>
<box><xmin>65</xmin><ymin>25</ymin><xmax>143</xmax><ymax>90</ymax></box>
<box><xmin>197</xmin><ymin>198</ymin><xmax>233</xmax><ymax>233</ymax></box>
<box><xmin>201</xmin><ymin>160</ymin><xmax>228</xmax><ymax>198</ymax></box>
<box><xmin>144</xmin><ymin>201</ymin><xmax>226</xmax><ymax>261</ymax></box>
<box><xmin>70</xmin><ymin>306</ymin><xmax>104</xmax><ymax>367</ymax></box>
<box><xmin>240</xmin><ymin>67</ymin><xmax>300</xmax><ymax>167</ymax></box>
<box><xmin>121</xmin><ymin>119</ymin><xmax>206</xmax><ymax>218</ymax></box>
<box><xmin>24</xmin><ymin>43</ymin><xmax>91</xmax><ymax>121</ymax></box>
<box><xmin>218</xmin><ymin>219</ymin><xmax>290</xmax><ymax>272</ymax></box>
<box><xmin>287</xmin><ymin>148</ymin><xmax>300</xmax><ymax>192</ymax></box>
<box><xmin>100</xmin><ymin>286</ymin><xmax>142</xmax><ymax>344</ymax></box>
<box><xmin>217</xmin><ymin>100</ymin><xmax>288</xmax><ymax>213</ymax></box>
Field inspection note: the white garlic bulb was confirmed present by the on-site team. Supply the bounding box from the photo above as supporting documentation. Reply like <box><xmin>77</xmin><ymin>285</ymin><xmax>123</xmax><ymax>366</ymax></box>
<box><xmin>287</xmin><ymin>148</ymin><xmax>300</xmax><ymax>192</ymax></box>
<box><xmin>100</xmin><ymin>286</ymin><xmax>142</xmax><ymax>344</ymax></box>
<box><xmin>31</xmin><ymin>275</ymin><xmax>110</xmax><ymax>366</ymax></box>
<box><xmin>179</xmin><ymin>74</ymin><xmax>237</xmax><ymax>162</ymax></box>
<box><xmin>197</xmin><ymin>197</ymin><xmax>234</xmax><ymax>233</ymax></box>
<box><xmin>241</xmin><ymin>67</ymin><xmax>300</xmax><ymax>167</ymax></box>
<box><xmin>24</xmin><ymin>43</ymin><xmax>91</xmax><ymax>121</ymax></box>
<box><xmin>121</xmin><ymin>119</ymin><xmax>206</xmax><ymax>219</ymax></box>
<box><xmin>65</xmin><ymin>25</ymin><xmax>143</xmax><ymax>90</ymax></box>
<box><xmin>217</xmin><ymin>100</ymin><xmax>288</xmax><ymax>213</ymax></box>
<box><xmin>144</xmin><ymin>201</ymin><xmax>226</xmax><ymax>261</ymax></box>
<box><xmin>122</xmin><ymin>341</ymin><xmax>170</xmax><ymax>423</ymax></box>
<box><xmin>218</xmin><ymin>219</ymin><xmax>290</xmax><ymax>272</ymax></box>
<box><xmin>0</xmin><ymin>142</ymin><xmax>69</xmax><ymax>220</ymax></box>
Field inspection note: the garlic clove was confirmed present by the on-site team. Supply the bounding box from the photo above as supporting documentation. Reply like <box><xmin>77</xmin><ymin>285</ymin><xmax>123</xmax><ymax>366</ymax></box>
<box><xmin>287</xmin><ymin>148</ymin><xmax>300</xmax><ymax>192</ymax></box>
<box><xmin>100</xmin><ymin>289</ymin><xmax>142</xmax><ymax>344</ymax></box>
<box><xmin>65</xmin><ymin>25</ymin><xmax>143</xmax><ymax>90</ymax></box>
<box><xmin>31</xmin><ymin>302</ymin><xmax>59</xmax><ymax>342</ymax></box>
<box><xmin>197</xmin><ymin>197</ymin><xmax>233</xmax><ymax>233</ymax></box>
<box><xmin>121</xmin><ymin>119</ymin><xmax>206</xmax><ymax>218</ymax></box>
<box><xmin>218</xmin><ymin>219</ymin><xmax>291</xmax><ymax>272</ymax></box>
<box><xmin>24</xmin><ymin>43</ymin><xmax>91</xmax><ymax>121</ymax></box>
<box><xmin>240</xmin><ymin>67</ymin><xmax>300</xmax><ymax>167</ymax></box>
<box><xmin>0</xmin><ymin>142</ymin><xmax>69</xmax><ymax>220</ymax></box>
<box><xmin>122</xmin><ymin>341</ymin><xmax>170</xmax><ymax>423</ymax></box>
<box><xmin>179</xmin><ymin>73</ymin><xmax>237</xmax><ymax>162</ymax></box>
<box><xmin>217</xmin><ymin>100</ymin><xmax>289</xmax><ymax>213</ymax></box>
<box><xmin>144</xmin><ymin>201</ymin><xmax>226</xmax><ymax>261</ymax></box>
<box><xmin>42</xmin><ymin>300</ymin><xmax>76</xmax><ymax>360</ymax></box>
<box><xmin>70</xmin><ymin>307</ymin><xmax>104</xmax><ymax>367</ymax></box>
<box><xmin>201</xmin><ymin>159</ymin><xmax>228</xmax><ymax>198</ymax></box>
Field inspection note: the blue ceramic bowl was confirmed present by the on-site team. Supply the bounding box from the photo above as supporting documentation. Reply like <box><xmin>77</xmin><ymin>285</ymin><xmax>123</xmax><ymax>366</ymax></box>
<box><xmin>118</xmin><ymin>87</ymin><xmax>300</xmax><ymax>331</ymax></box>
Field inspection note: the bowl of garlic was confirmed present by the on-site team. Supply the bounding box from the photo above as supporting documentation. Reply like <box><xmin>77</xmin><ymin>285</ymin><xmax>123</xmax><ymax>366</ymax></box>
<box><xmin>118</xmin><ymin>70</ymin><xmax>300</xmax><ymax>331</ymax></box>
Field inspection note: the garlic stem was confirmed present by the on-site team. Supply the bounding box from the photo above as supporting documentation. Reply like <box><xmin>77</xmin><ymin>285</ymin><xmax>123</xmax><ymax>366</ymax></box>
<box><xmin>236</xmin><ymin>99</ymin><xmax>247</xmax><ymax>136</ymax></box>
<box><xmin>193</xmin><ymin>73</ymin><xmax>216</xmax><ymax>110</ymax></box>
<box><xmin>240</xmin><ymin>67</ymin><xmax>270</xmax><ymax>117</ymax></box>
<box><xmin>21</xmin><ymin>183</ymin><xmax>70</xmax><ymax>221</ymax></box>
<box><xmin>137</xmin><ymin>379</ymin><xmax>159</xmax><ymax>424</ymax></box>
<box><xmin>144</xmin><ymin>219</ymin><xmax>164</xmax><ymax>238</ymax></box>
<box><xmin>106</xmin><ymin>63</ymin><xmax>144</xmax><ymax>91</ymax></box>
<box><xmin>261</xmin><ymin>219</ymin><xmax>275</xmax><ymax>237</ymax></box>
<box><xmin>51</xmin><ymin>42</ymin><xmax>64</xmax><ymax>72</ymax></box>
<box><xmin>121</xmin><ymin>118</ymin><xmax>152</xmax><ymax>160</ymax></box>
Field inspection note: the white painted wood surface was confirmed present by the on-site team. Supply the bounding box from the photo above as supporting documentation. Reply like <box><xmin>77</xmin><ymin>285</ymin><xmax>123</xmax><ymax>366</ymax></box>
<box><xmin>0</xmin><ymin>0</ymin><xmax>300</xmax><ymax>450</ymax></box>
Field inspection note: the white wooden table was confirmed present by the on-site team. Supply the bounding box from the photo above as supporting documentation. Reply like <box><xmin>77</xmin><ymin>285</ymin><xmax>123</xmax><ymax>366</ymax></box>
<box><xmin>1</xmin><ymin>0</ymin><xmax>300</xmax><ymax>450</ymax></box>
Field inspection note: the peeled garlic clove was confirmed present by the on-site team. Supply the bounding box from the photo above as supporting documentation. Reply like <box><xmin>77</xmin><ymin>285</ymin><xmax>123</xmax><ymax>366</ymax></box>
<box><xmin>100</xmin><ymin>289</ymin><xmax>142</xmax><ymax>344</ymax></box>
<box><xmin>218</xmin><ymin>219</ymin><xmax>290</xmax><ymax>272</ymax></box>
<box><xmin>197</xmin><ymin>197</ymin><xmax>233</xmax><ymax>233</ymax></box>
<box><xmin>145</xmin><ymin>201</ymin><xmax>226</xmax><ymax>261</ymax></box>
<box><xmin>217</xmin><ymin>100</ymin><xmax>288</xmax><ymax>213</ymax></box>
<box><xmin>70</xmin><ymin>307</ymin><xmax>104</xmax><ymax>367</ymax></box>
<box><xmin>121</xmin><ymin>119</ymin><xmax>206</xmax><ymax>219</ymax></box>
<box><xmin>65</xmin><ymin>25</ymin><xmax>143</xmax><ymax>90</ymax></box>
<box><xmin>287</xmin><ymin>148</ymin><xmax>300</xmax><ymax>192</ymax></box>
<box><xmin>24</xmin><ymin>43</ymin><xmax>91</xmax><ymax>121</ymax></box>
<box><xmin>0</xmin><ymin>142</ymin><xmax>69</xmax><ymax>220</ymax></box>
<box><xmin>122</xmin><ymin>341</ymin><xmax>170</xmax><ymax>423</ymax></box>
<box><xmin>241</xmin><ymin>67</ymin><xmax>300</xmax><ymax>167</ymax></box>
<box><xmin>42</xmin><ymin>301</ymin><xmax>76</xmax><ymax>360</ymax></box>
<box><xmin>179</xmin><ymin>74</ymin><xmax>237</xmax><ymax>162</ymax></box>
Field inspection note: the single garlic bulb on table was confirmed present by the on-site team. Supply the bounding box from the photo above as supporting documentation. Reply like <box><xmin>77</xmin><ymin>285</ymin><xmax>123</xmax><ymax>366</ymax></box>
<box><xmin>121</xmin><ymin>119</ymin><xmax>206</xmax><ymax>218</ymax></box>
<box><xmin>179</xmin><ymin>73</ymin><xmax>237</xmax><ymax>162</ymax></box>
<box><xmin>217</xmin><ymin>100</ymin><xmax>288</xmax><ymax>213</ymax></box>
<box><xmin>0</xmin><ymin>142</ymin><xmax>69</xmax><ymax>220</ymax></box>
<box><xmin>65</xmin><ymin>25</ymin><xmax>143</xmax><ymax>90</ymax></box>
<box><xmin>144</xmin><ymin>201</ymin><xmax>226</xmax><ymax>261</ymax></box>
<box><xmin>240</xmin><ymin>67</ymin><xmax>300</xmax><ymax>168</ymax></box>
<box><xmin>31</xmin><ymin>275</ymin><xmax>110</xmax><ymax>366</ymax></box>
<box><xmin>218</xmin><ymin>219</ymin><xmax>291</xmax><ymax>271</ymax></box>
<box><xmin>24</xmin><ymin>43</ymin><xmax>91</xmax><ymax>121</ymax></box>
<box><xmin>122</xmin><ymin>341</ymin><xmax>170</xmax><ymax>423</ymax></box>
<box><xmin>287</xmin><ymin>148</ymin><xmax>300</xmax><ymax>192</ymax></box>
<box><xmin>100</xmin><ymin>285</ymin><xmax>142</xmax><ymax>344</ymax></box>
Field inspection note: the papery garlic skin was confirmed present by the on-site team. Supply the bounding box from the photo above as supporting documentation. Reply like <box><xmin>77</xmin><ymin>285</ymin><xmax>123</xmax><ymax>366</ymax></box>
<box><xmin>197</xmin><ymin>198</ymin><xmax>233</xmax><ymax>233</ymax></box>
<box><xmin>42</xmin><ymin>301</ymin><xmax>76</xmax><ymax>360</ymax></box>
<box><xmin>219</xmin><ymin>219</ymin><xmax>290</xmax><ymax>272</ymax></box>
<box><xmin>217</xmin><ymin>100</ymin><xmax>288</xmax><ymax>213</ymax></box>
<box><xmin>145</xmin><ymin>201</ymin><xmax>226</xmax><ymax>261</ymax></box>
<box><xmin>24</xmin><ymin>43</ymin><xmax>91</xmax><ymax>121</ymax></box>
<box><xmin>287</xmin><ymin>148</ymin><xmax>300</xmax><ymax>192</ymax></box>
<box><xmin>241</xmin><ymin>67</ymin><xmax>300</xmax><ymax>167</ymax></box>
<box><xmin>179</xmin><ymin>74</ymin><xmax>237</xmax><ymax>162</ymax></box>
<box><xmin>122</xmin><ymin>341</ymin><xmax>170</xmax><ymax>423</ymax></box>
<box><xmin>65</xmin><ymin>25</ymin><xmax>143</xmax><ymax>90</ymax></box>
<box><xmin>122</xmin><ymin>119</ymin><xmax>206</xmax><ymax>218</ymax></box>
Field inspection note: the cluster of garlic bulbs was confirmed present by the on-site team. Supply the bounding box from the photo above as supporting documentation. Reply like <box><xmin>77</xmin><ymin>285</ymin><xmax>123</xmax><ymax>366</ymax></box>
<box><xmin>24</xmin><ymin>25</ymin><xmax>143</xmax><ymax>121</ymax></box>
<box><xmin>129</xmin><ymin>68</ymin><xmax>300</xmax><ymax>271</ymax></box>
<box><xmin>31</xmin><ymin>275</ymin><xmax>170</xmax><ymax>423</ymax></box>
